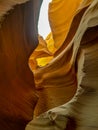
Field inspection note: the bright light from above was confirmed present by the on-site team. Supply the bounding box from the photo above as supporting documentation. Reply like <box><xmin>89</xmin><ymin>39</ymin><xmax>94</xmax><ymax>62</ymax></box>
<box><xmin>38</xmin><ymin>0</ymin><xmax>51</xmax><ymax>39</ymax></box>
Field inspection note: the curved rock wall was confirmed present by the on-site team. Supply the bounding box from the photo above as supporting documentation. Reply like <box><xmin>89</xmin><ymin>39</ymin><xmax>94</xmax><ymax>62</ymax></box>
<box><xmin>0</xmin><ymin>0</ymin><xmax>42</xmax><ymax>129</ymax></box>
<box><xmin>27</xmin><ymin>0</ymin><xmax>98</xmax><ymax>130</ymax></box>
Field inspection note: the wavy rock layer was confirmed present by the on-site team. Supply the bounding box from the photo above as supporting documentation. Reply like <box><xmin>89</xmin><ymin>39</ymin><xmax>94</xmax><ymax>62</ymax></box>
<box><xmin>26</xmin><ymin>0</ymin><xmax>98</xmax><ymax>130</ymax></box>
<box><xmin>0</xmin><ymin>0</ymin><xmax>42</xmax><ymax>130</ymax></box>
<box><xmin>31</xmin><ymin>0</ymin><xmax>91</xmax><ymax>116</ymax></box>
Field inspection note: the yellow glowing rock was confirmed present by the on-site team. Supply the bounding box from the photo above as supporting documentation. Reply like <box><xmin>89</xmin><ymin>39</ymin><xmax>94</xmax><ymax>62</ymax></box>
<box><xmin>30</xmin><ymin>0</ymin><xmax>83</xmax><ymax>68</ymax></box>
<box><xmin>29</xmin><ymin>35</ymin><xmax>53</xmax><ymax>69</ymax></box>
<box><xmin>48</xmin><ymin>0</ymin><xmax>82</xmax><ymax>48</ymax></box>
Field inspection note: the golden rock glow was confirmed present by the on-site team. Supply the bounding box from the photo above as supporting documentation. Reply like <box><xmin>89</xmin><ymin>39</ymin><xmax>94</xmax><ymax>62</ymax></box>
<box><xmin>30</xmin><ymin>0</ymin><xmax>82</xmax><ymax>68</ymax></box>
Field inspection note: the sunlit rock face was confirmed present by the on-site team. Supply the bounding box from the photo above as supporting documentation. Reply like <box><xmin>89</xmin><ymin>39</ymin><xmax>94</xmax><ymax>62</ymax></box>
<box><xmin>0</xmin><ymin>0</ymin><xmax>42</xmax><ymax>130</ymax></box>
<box><xmin>30</xmin><ymin>0</ymin><xmax>84</xmax><ymax>116</ymax></box>
<box><xmin>27</xmin><ymin>0</ymin><xmax>98</xmax><ymax>130</ymax></box>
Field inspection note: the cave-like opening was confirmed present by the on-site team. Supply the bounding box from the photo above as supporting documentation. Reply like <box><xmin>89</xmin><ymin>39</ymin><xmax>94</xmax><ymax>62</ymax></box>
<box><xmin>38</xmin><ymin>0</ymin><xmax>52</xmax><ymax>38</ymax></box>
